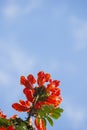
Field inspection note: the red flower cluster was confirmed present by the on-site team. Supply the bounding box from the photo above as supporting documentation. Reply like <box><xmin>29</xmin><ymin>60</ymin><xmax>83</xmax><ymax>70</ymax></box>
<box><xmin>0</xmin><ymin>71</ymin><xmax>63</xmax><ymax>130</ymax></box>
<box><xmin>0</xmin><ymin>126</ymin><xmax>16</xmax><ymax>130</ymax></box>
<box><xmin>12</xmin><ymin>71</ymin><xmax>62</xmax><ymax>130</ymax></box>
<box><xmin>0</xmin><ymin>110</ymin><xmax>16</xmax><ymax>130</ymax></box>
<box><xmin>0</xmin><ymin>110</ymin><xmax>6</xmax><ymax>119</ymax></box>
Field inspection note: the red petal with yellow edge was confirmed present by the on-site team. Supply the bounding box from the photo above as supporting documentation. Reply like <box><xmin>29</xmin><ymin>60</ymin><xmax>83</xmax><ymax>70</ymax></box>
<box><xmin>23</xmin><ymin>88</ymin><xmax>34</xmax><ymax>102</ymax></box>
<box><xmin>20</xmin><ymin>76</ymin><xmax>33</xmax><ymax>89</ymax></box>
<box><xmin>10</xmin><ymin>114</ymin><xmax>18</xmax><ymax>119</ymax></box>
<box><xmin>0</xmin><ymin>109</ymin><xmax>6</xmax><ymax>118</ymax></box>
<box><xmin>37</xmin><ymin>71</ymin><xmax>45</xmax><ymax>77</ymax></box>
<box><xmin>51</xmin><ymin>88</ymin><xmax>61</xmax><ymax>96</ymax></box>
<box><xmin>35</xmin><ymin>117</ymin><xmax>46</xmax><ymax>130</ymax></box>
<box><xmin>20</xmin><ymin>76</ymin><xmax>27</xmax><ymax>85</ymax></box>
<box><xmin>45</xmin><ymin>73</ymin><xmax>51</xmax><ymax>82</ymax></box>
<box><xmin>53</xmin><ymin>80</ymin><xmax>60</xmax><ymax>87</ymax></box>
<box><xmin>37</xmin><ymin>71</ymin><xmax>45</xmax><ymax>86</ymax></box>
<box><xmin>19</xmin><ymin>100</ymin><xmax>26</xmax><ymax>105</ymax></box>
<box><xmin>12</xmin><ymin>103</ymin><xmax>29</xmax><ymax>112</ymax></box>
<box><xmin>27</xmin><ymin>74</ymin><xmax>36</xmax><ymax>84</ymax></box>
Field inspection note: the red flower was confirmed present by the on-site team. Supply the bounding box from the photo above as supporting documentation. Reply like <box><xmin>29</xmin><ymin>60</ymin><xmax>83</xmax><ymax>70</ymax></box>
<box><xmin>37</xmin><ymin>71</ymin><xmax>45</xmax><ymax>86</ymax></box>
<box><xmin>12</xmin><ymin>100</ymin><xmax>30</xmax><ymax>112</ymax></box>
<box><xmin>27</xmin><ymin>74</ymin><xmax>36</xmax><ymax>84</ymax></box>
<box><xmin>0</xmin><ymin>109</ymin><xmax>6</xmax><ymax>118</ymax></box>
<box><xmin>37</xmin><ymin>71</ymin><xmax>51</xmax><ymax>86</ymax></box>
<box><xmin>44</xmin><ymin>73</ymin><xmax>51</xmax><ymax>82</ymax></box>
<box><xmin>8</xmin><ymin>126</ymin><xmax>16</xmax><ymax>130</ymax></box>
<box><xmin>0</xmin><ymin>127</ymin><xmax>6</xmax><ymax>130</ymax></box>
<box><xmin>34</xmin><ymin>101</ymin><xmax>46</xmax><ymax>109</ymax></box>
<box><xmin>35</xmin><ymin>117</ymin><xmax>46</xmax><ymax>130</ymax></box>
<box><xmin>52</xmin><ymin>80</ymin><xmax>60</xmax><ymax>87</ymax></box>
<box><xmin>10</xmin><ymin>114</ymin><xmax>18</xmax><ymax>119</ymax></box>
<box><xmin>50</xmin><ymin>87</ymin><xmax>61</xmax><ymax>96</ymax></box>
<box><xmin>20</xmin><ymin>76</ymin><xmax>33</xmax><ymax>89</ymax></box>
<box><xmin>13</xmin><ymin>71</ymin><xmax>62</xmax><ymax>112</ymax></box>
<box><xmin>23</xmin><ymin>88</ymin><xmax>34</xmax><ymax>102</ymax></box>
<box><xmin>0</xmin><ymin>71</ymin><xmax>63</xmax><ymax>130</ymax></box>
<box><xmin>46</xmin><ymin>95</ymin><xmax>62</xmax><ymax>107</ymax></box>
<box><xmin>46</xmin><ymin>80</ymin><xmax>60</xmax><ymax>92</ymax></box>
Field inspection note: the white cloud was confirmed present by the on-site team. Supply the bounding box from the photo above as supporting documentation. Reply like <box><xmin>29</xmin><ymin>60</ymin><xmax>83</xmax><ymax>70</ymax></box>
<box><xmin>0</xmin><ymin>39</ymin><xmax>37</xmax><ymax>92</ymax></box>
<box><xmin>64</xmin><ymin>100</ymin><xmax>87</xmax><ymax>130</ymax></box>
<box><xmin>1</xmin><ymin>0</ymin><xmax>43</xmax><ymax>20</ymax></box>
<box><xmin>9</xmin><ymin>46</ymin><xmax>36</xmax><ymax>73</ymax></box>
<box><xmin>2</xmin><ymin>5</ymin><xmax>19</xmax><ymax>19</ymax></box>
<box><xmin>0</xmin><ymin>71</ymin><xmax>12</xmax><ymax>86</ymax></box>
<box><xmin>47</xmin><ymin>59</ymin><xmax>77</xmax><ymax>76</ymax></box>
<box><xmin>70</xmin><ymin>16</ymin><xmax>87</xmax><ymax>51</ymax></box>
<box><xmin>0</xmin><ymin>40</ymin><xmax>37</xmax><ymax>109</ymax></box>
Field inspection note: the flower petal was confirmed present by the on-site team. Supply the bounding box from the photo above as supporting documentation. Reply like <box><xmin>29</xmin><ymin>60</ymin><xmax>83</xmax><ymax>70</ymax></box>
<box><xmin>27</xmin><ymin>74</ymin><xmax>36</xmax><ymax>84</ymax></box>
<box><xmin>12</xmin><ymin>103</ymin><xmax>29</xmax><ymax>112</ymax></box>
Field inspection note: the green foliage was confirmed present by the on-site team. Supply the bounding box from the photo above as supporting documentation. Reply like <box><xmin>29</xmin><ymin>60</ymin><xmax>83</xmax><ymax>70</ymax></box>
<box><xmin>10</xmin><ymin>118</ymin><xmax>29</xmax><ymax>130</ymax></box>
<box><xmin>45</xmin><ymin>116</ymin><xmax>53</xmax><ymax>126</ymax></box>
<box><xmin>0</xmin><ymin>118</ymin><xmax>9</xmax><ymax>127</ymax></box>
<box><xmin>0</xmin><ymin>118</ymin><xmax>35</xmax><ymax>130</ymax></box>
<box><xmin>37</xmin><ymin>105</ymin><xmax>63</xmax><ymax>127</ymax></box>
<box><xmin>15</xmin><ymin>123</ymin><xmax>28</xmax><ymax>130</ymax></box>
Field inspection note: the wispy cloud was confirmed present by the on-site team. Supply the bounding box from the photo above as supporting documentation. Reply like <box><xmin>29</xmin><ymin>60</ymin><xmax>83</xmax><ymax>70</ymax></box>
<box><xmin>2</xmin><ymin>4</ymin><xmax>19</xmax><ymax>19</ymax></box>
<box><xmin>0</xmin><ymin>40</ymin><xmax>37</xmax><ymax>104</ymax></box>
<box><xmin>1</xmin><ymin>0</ymin><xmax>43</xmax><ymax>21</ymax></box>
<box><xmin>46</xmin><ymin>59</ymin><xmax>77</xmax><ymax>76</ymax></box>
<box><xmin>70</xmin><ymin>16</ymin><xmax>87</xmax><ymax>51</ymax></box>
<box><xmin>8</xmin><ymin>46</ymin><xmax>36</xmax><ymax>73</ymax></box>
<box><xmin>64</xmin><ymin>100</ymin><xmax>87</xmax><ymax>130</ymax></box>
<box><xmin>0</xmin><ymin>40</ymin><xmax>36</xmax><ymax>74</ymax></box>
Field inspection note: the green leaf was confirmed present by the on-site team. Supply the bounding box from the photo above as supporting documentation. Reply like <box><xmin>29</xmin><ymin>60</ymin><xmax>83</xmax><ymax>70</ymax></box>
<box><xmin>50</xmin><ymin>108</ymin><xmax>63</xmax><ymax>119</ymax></box>
<box><xmin>42</xmin><ymin>105</ymin><xmax>54</xmax><ymax>110</ymax></box>
<box><xmin>37</xmin><ymin>105</ymin><xmax>54</xmax><ymax>118</ymax></box>
<box><xmin>55</xmin><ymin>107</ymin><xmax>64</xmax><ymax>113</ymax></box>
<box><xmin>37</xmin><ymin>117</ymin><xmax>40</xmax><ymax>125</ymax></box>
<box><xmin>42</xmin><ymin>105</ymin><xmax>50</xmax><ymax>114</ymax></box>
<box><xmin>46</xmin><ymin>116</ymin><xmax>53</xmax><ymax>126</ymax></box>
<box><xmin>38</xmin><ymin>109</ymin><xmax>46</xmax><ymax>117</ymax></box>
<box><xmin>50</xmin><ymin>107</ymin><xmax>64</xmax><ymax>119</ymax></box>
<box><xmin>50</xmin><ymin>113</ymin><xmax>61</xmax><ymax>119</ymax></box>
<box><xmin>15</xmin><ymin>122</ymin><xmax>28</xmax><ymax>130</ymax></box>
<box><xmin>16</xmin><ymin>125</ymin><xmax>28</xmax><ymax>130</ymax></box>
<box><xmin>37</xmin><ymin>105</ymin><xmax>63</xmax><ymax>127</ymax></box>
<box><xmin>41</xmin><ymin>105</ymin><xmax>54</xmax><ymax>114</ymax></box>
<box><xmin>9</xmin><ymin>118</ymin><xmax>30</xmax><ymax>130</ymax></box>
<box><xmin>42</xmin><ymin>118</ymin><xmax>47</xmax><ymax>127</ymax></box>
<box><xmin>0</xmin><ymin>118</ymin><xmax>9</xmax><ymax>127</ymax></box>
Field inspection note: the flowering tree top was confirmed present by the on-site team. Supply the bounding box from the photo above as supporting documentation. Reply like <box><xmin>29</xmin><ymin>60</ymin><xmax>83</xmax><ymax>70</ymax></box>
<box><xmin>0</xmin><ymin>71</ymin><xmax>63</xmax><ymax>130</ymax></box>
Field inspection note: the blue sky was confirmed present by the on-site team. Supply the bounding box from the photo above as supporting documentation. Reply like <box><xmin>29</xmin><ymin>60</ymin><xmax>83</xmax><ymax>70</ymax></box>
<box><xmin>0</xmin><ymin>0</ymin><xmax>87</xmax><ymax>130</ymax></box>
